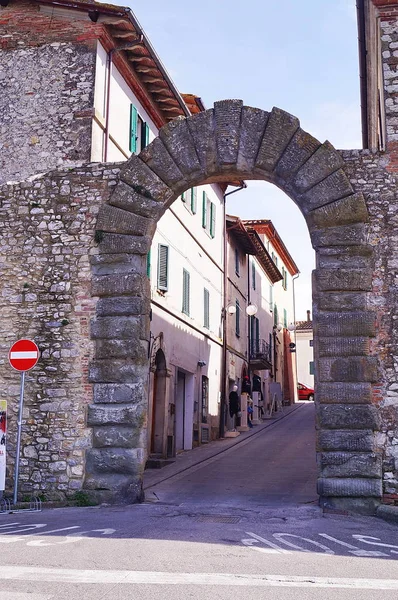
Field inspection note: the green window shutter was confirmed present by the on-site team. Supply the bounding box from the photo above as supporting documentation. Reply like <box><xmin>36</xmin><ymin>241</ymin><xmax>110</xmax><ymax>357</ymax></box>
<box><xmin>210</xmin><ymin>202</ymin><xmax>216</xmax><ymax>238</ymax></box>
<box><xmin>269</xmin><ymin>284</ymin><xmax>273</xmax><ymax>308</ymax></box>
<box><xmin>309</xmin><ymin>361</ymin><xmax>315</xmax><ymax>375</ymax></box>
<box><xmin>204</xmin><ymin>288</ymin><xmax>210</xmax><ymax>329</ymax></box>
<box><xmin>146</xmin><ymin>249</ymin><xmax>151</xmax><ymax>279</ymax></box>
<box><xmin>191</xmin><ymin>188</ymin><xmax>197</xmax><ymax>214</ymax></box>
<box><xmin>157</xmin><ymin>244</ymin><xmax>169</xmax><ymax>291</ymax></box>
<box><xmin>285</xmin><ymin>270</ymin><xmax>288</xmax><ymax>290</ymax></box>
<box><xmin>235</xmin><ymin>299</ymin><xmax>240</xmax><ymax>336</ymax></box>
<box><xmin>181</xmin><ymin>191</ymin><xmax>186</xmax><ymax>202</ymax></box>
<box><xmin>283</xmin><ymin>308</ymin><xmax>287</xmax><ymax>328</ymax></box>
<box><xmin>141</xmin><ymin>122</ymin><xmax>149</xmax><ymax>150</ymax></box>
<box><xmin>252</xmin><ymin>261</ymin><xmax>256</xmax><ymax>290</ymax></box>
<box><xmin>129</xmin><ymin>105</ymin><xmax>138</xmax><ymax>153</ymax></box>
<box><xmin>202</xmin><ymin>191</ymin><xmax>207</xmax><ymax>228</ymax></box>
<box><xmin>274</xmin><ymin>303</ymin><xmax>278</xmax><ymax>327</ymax></box>
<box><xmin>182</xmin><ymin>269</ymin><xmax>190</xmax><ymax>315</ymax></box>
<box><xmin>255</xmin><ymin>317</ymin><xmax>260</xmax><ymax>344</ymax></box>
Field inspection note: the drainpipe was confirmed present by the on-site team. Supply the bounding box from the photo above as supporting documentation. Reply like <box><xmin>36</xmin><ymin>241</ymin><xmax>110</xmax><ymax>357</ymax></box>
<box><xmin>292</xmin><ymin>273</ymin><xmax>300</xmax><ymax>400</ymax></box>
<box><xmin>220</xmin><ymin>183</ymin><xmax>246</xmax><ymax>439</ymax></box>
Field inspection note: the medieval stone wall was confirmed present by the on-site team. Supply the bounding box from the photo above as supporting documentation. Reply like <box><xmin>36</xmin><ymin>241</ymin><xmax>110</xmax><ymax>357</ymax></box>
<box><xmin>0</xmin><ymin>163</ymin><xmax>118</xmax><ymax>499</ymax></box>
<box><xmin>342</xmin><ymin>147</ymin><xmax>398</xmax><ymax>499</ymax></box>
<box><xmin>0</xmin><ymin>0</ymin><xmax>99</xmax><ymax>184</ymax></box>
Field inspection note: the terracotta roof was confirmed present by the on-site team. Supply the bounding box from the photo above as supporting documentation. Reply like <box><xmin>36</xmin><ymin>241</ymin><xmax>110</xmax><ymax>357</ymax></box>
<box><xmin>33</xmin><ymin>0</ymin><xmax>190</xmax><ymax>124</ymax></box>
<box><xmin>295</xmin><ymin>320</ymin><xmax>313</xmax><ymax>331</ymax></box>
<box><xmin>226</xmin><ymin>216</ymin><xmax>283</xmax><ymax>283</ymax></box>
<box><xmin>242</xmin><ymin>219</ymin><xmax>299</xmax><ymax>276</ymax></box>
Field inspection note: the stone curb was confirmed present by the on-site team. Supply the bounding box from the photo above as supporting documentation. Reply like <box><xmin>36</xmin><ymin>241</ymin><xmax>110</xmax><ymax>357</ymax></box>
<box><xmin>376</xmin><ymin>504</ymin><xmax>398</xmax><ymax>525</ymax></box>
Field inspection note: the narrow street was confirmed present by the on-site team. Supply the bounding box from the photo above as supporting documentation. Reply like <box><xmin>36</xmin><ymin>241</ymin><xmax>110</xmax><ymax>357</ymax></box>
<box><xmin>144</xmin><ymin>402</ymin><xmax>317</xmax><ymax>508</ymax></box>
<box><xmin>1</xmin><ymin>402</ymin><xmax>398</xmax><ymax>600</ymax></box>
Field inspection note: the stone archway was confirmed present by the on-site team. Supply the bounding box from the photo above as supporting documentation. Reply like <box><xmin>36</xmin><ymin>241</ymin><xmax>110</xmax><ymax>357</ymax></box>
<box><xmin>86</xmin><ymin>100</ymin><xmax>378</xmax><ymax>514</ymax></box>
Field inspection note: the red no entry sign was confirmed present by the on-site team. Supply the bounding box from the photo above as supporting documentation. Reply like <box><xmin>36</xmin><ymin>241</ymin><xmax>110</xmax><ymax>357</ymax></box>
<box><xmin>9</xmin><ymin>339</ymin><xmax>39</xmax><ymax>372</ymax></box>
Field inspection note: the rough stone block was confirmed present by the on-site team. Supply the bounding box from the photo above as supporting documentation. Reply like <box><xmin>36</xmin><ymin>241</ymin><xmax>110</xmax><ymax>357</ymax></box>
<box><xmin>89</xmin><ymin>360</ymin><xmax>147</xmax><ymax>383</ymax></box>
<box><xmin>92</xmin><ymin>426</ymin><xmax>140</xmax><ymax>449</ymax></box>
<box><xmin>317</xmin><ymin>477</ymin><xmax>382</xmax><ymax>498</ymax></box>
<box><xmin>91</xmin><ymin>273</ymin><xmax>149</xmax><ymax>297</ymax></box>
<box><xmin>139</xmin><ymin>137</ymin><xmax>187</xmax><ymax>192</ymax></box>
<box><xmin>315</xmin><ymin>312</ymin><xmax>376</xmax><ymax>337</ymax></box>
<box><xmin>91</xmin><ymin>316</ymin><xmax>140</xmax><ymax>340</ymax></box>
<box><xmin>318</xmin><ymin>337</ymin><xmax>370</xmax><ymax>357</ymax></box>
<box><xmin>159</xmin><ymin>117</ymin><xmax>203</xmax><ymax>177</ymax></box>
<box><xmin>276</xmin><ymin>128</ymin><xmax>321</xmax><ymax>181</ymax></box>
<box><xmin>96</xmin><ymin>205</ymin><xmax>156</xmax><ymax>237</ymax></box>
<box><xmin>95</xmin><ymin>339</ymin><xmax>147</xmax><ymax>362</ymax></box>
<box><xmin>98</xmin><ymin>233</ymin><xmax>152</xmax><ymax>256</ymax></box>
<box><xmin>109</xmin><ymin>180</ymin><xmax>165</xmax><ymax>219</ymax></box>
<box><xmin>87</xmin><ymin>403</ymin><xmax>143</xmax><ymax>426</ymax></box>
<box><xmin>214</xmin><ymin>99</ymin><xmax>243</xmax><ymax>167</ymax></box>
<box><xmin>318</xmin><ymin>404</ymin><xmax>380</xmax><ymax>430</ymax></box>
<box><xmin>318</xmin><ymin>429</ymin><xmax>375</xmax><ymax>452</ymax></box>
<box><xmin>307</xmin><ymin>193</ymin><xmax>368</xmax><ymax>228</ymax></box>
<box><xmin>83</xmin><ymin>473</ymin><xmax>144</xmax><ymax>503</ymax></box>
<box><xmin>314</xmin><ymin>268</ymin><xmax>372</xmax><ymax>292</ymax></box>
<box><xmin>255</xmin><ymin>107</ymin><xmax>299</xmax><ymax>173</ymax></box>
<box><xmin>319</xmin><ymin>452</ymin><xmax>382</xmax><ymax>478</ymax></box>
<box><xmin>316</xmin><ymin>245</ymin><xmax>373</xmax><ymax>270</ymax></box>
<box><xmin>186</xmin><ymin>109</ymin><xmax>217</xmax><ymax>176</ymax></box>
<box><xmin>237</xmin><ymin>106</ymin><xmax>269</xmax><ymax>172</ymax></box>
<box><xmin>318</xmin><ymin>357</ymin><xmax>378</xmax><ymax>382</ymax></box>
<box><xmin>119</xmin><ymin>154</ymin><xmax>174</xmax><ymax>204</ymax></box>
<box><xmin>96</xmin><ymin>296</ymin><xmax>150</xmax><ymax>317</ymax></box>
<box><xmin>317</xmin><ymin>382</ymin><xmax>372</xmax><ymax>403</ymax></box>
<box><xmin>90</xmin><ymin>253</ymin><xmax>146</xmax><ymax>276</ymax></box>
<box><xmin>293</xmin><ymin>141</ymin><xmax>344</xmax><ymax>193</ymax></box>
<box><xmin>310</xmin><ymin>223</ymin><xmax>367</xmax><ymax>249</ymax></box>
<box><xmin>297</xmin><ymin>169</ymin><xmax>353</xmax><ymax>212</ymax></box>
<box><xmin>86</xmin><ymin>448</ymin><xmax>140</xmax><ymax>475</ymax></box>
<box><xmin>93</xmin><ymin>383</ymin><xmax>146</xmax><ymax>404</ymax></box>
<box><xmin>314</xmin><ymin>291</ymin><xmax>367</xmax><ymax>311</ymax></box>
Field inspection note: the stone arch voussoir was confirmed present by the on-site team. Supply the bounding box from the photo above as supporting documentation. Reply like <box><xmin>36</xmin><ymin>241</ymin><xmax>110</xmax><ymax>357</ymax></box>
<box><xmin>87</xmin><ymin>100</ymin><xmax>380</xmax><ymax>514</ymax></box>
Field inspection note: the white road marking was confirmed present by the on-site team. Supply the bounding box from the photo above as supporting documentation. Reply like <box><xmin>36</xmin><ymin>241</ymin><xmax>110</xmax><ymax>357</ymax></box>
<box><xmin>245</xmin><ymin>532</ymin><xmax>290</xmax><ymax>554</ymax></box>
<box><xmin>273</xmin><ymin>533</ymin><xmax>334</xmax><ymax>554</ymax></box>
<box><xmin>352</xmin><ymin>535</ymin><xmax>398</xmax><ymax>552</ymax></box>
<box><xmin>1</xmin><ymin>565</ymin><xmax>398</xmax><ymax>589</ymax></box>
<box><xmin>0</xmin><ymin>593</ymin><xmax>52</xmax><ymax>600</ymax></box>
<box><xmin>319</xmin><ymin>533</ymin><xmax>388</xmax><ymax>557</ymax></box>
<box><xmin>0</xmin><ymin>524</ymin><xmax>116</xmax><ymax>546</ymax></box>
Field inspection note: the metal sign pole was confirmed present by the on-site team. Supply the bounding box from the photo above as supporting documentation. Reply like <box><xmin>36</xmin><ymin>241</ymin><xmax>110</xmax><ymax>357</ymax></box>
<box><xmin>13</xmin><ymin>371</ymin><xmax>25</xmax><ymax>506</ymax></box>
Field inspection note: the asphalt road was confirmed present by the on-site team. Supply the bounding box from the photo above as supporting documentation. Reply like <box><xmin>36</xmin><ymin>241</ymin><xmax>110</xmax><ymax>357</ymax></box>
<box><xmin>1</xmin><ymin>402</ymin><xmax>397</xmax><ymax>599</ymax></box>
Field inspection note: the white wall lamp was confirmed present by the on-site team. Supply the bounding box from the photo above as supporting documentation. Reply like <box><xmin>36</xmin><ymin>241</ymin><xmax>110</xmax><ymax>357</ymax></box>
<box><xmin>223</xmin><ymin>303</ymin><xmax>257</xmax><ymax>317</ymax></box>
<box><xmin>287</xmin><ymin>322</ymin><xmax>296</xmax><ymax>332</ymax></box>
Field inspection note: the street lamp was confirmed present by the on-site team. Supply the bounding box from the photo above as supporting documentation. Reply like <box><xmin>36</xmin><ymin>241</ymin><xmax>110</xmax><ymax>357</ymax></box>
<box><xmin>287</xmin><ymin>322</ymin><xmax>296</xmax><ymax>332</ymax></box>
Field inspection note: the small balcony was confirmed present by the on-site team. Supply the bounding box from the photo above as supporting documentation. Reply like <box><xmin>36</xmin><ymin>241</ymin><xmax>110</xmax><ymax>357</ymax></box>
<box><xmin>250</xmin><ymin>338</ymin><xmax>272</xmax><ymax>370</ymax></box>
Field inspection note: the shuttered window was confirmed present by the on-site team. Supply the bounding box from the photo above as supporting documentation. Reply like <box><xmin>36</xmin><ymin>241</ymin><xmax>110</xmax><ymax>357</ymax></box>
<box><xmin>283</xmin><ymin>308</ymin><xmax>287</xmax><ymax>329</ymax></box>
<box><xmin>146</xmin><ymin>249</ymin><xmax>151</xmax><ymax>279</ymax></box>
<box><xmin>181</xmin><ymin>190</ymin><xmax>186</xmax><ymax>203</ymax></box>
<box><xmin>235</xmin><ymin>299</ymin><xmax>240</xmax><ymax>336</ymax></box>
<box><xmin>269</xmin><ymin>285</ymin><xmax>273</xmax><ymax>309</ymax></box>
<box><xmin>157</xmin><ymin>244</ymin><xmax>169</xmax><ymax>291</ymax></box>
<box><xmin>141</xmin><ymin>122</ymin><xmax>150</xmax><ymax>149</ymax></box>
<box><xmin>235</xmin><ymin>248</ymin><xmax>240</xmax><ymax>276</ymax></box>
<box><xmin>203</xmin><ymin>288</ymin><xmax>210</xmax><ymax>329</ymax></box>
<box><xmin>252</xmin><ymin>261</ymin><xmax>256</xmax><ymax>290</ymax></box>
<box><xmin>202</xmin><ymin>191</ymin><xmax>215</xmax><ymax>237</ymax></box>
<box><xmin>309</xmin><ymin>361</ymin><xmax>315</xmax><ymax>375</ymax></box>
<box><xmin>182</xmin><ymin>269</ymin><xmax>190</xmax><ymax>315</ymax></box>
<box><xmin>273</xmin><ymin>303</ymin><xmax>278</xmax><ymax>327</ymax></box>
<box><xmin>191</xmin><ymin>187</ymin><xmax>197</xmax><ymax>214</ymax></box>
<box><xmin>129</xmin><ymin>105</ymin><xmax>138</xmax><ymax>153</ymax></box>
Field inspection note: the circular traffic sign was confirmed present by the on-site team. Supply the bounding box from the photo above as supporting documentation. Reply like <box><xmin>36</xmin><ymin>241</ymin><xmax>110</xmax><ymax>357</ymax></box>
<box><xmin>9</xmin><ymin>339</ymin><xmax>39</xmax><ymax>372</ymax></box>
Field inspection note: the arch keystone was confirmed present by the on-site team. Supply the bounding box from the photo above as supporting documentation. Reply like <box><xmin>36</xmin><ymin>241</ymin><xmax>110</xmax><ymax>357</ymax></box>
<box><xmin>214</xmin><ymin>99</ymin><xmax>243</xmax><ymax>167</ymax></box>
<box><xmin>255</xmin><ymin>107</ymin><xmax>299</xmax><ymax>173</ymax></box>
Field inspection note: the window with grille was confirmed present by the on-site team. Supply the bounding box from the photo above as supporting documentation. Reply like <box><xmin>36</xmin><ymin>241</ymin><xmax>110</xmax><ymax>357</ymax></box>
<box><xmin>203</xmin><ymin>288</ymin><xmax>210</xmax><ymax>329</ymax></box>
<box><xmin>157</xmin><ymin>244</ymin><xmax>169</xmax><ymax>291</ymax></box>
<box><xmin>182</xmin><ymin>269</ymin><xmax>190</xmax><ymax>315</ymax></box>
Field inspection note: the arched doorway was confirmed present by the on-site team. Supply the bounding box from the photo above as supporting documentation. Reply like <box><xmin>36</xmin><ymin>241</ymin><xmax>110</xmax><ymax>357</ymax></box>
<box><xmin>87</xmin><ymin>101</ymin><xmax>378</xmax><ymax>514</ymax></box>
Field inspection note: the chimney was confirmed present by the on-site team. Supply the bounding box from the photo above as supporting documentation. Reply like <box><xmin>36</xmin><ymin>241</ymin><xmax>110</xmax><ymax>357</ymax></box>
<box><xmin>307</xmin><ymin>310</ymin><xmax>311</xmax><ymax>322</ymax></box>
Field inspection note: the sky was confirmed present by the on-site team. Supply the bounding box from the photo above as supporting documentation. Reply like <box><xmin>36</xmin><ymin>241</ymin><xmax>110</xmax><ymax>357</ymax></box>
<box><xmin>105</xmin><ymin>0</ymin><xmax>362</xmax><ymax>320</ymax></box>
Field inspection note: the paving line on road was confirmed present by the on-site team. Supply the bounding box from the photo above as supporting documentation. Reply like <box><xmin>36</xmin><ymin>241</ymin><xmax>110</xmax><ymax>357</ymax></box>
<box><xmin>1</xmin><ymin>566</ymin><xmax>398</xmax><ymax>589</ymax></box>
